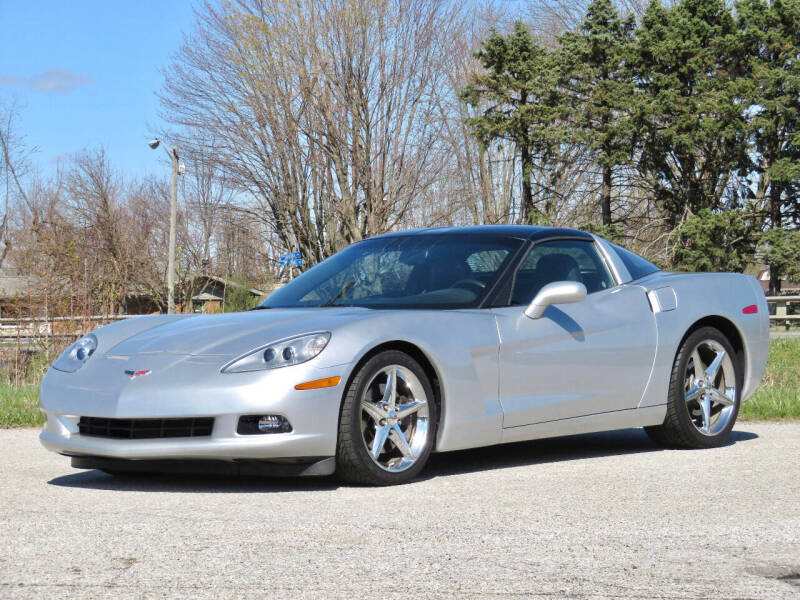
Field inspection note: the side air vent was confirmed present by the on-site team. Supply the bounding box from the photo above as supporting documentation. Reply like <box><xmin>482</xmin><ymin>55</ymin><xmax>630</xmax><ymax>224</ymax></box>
<box><xmin>646</xmin><ymin>287</ymin><xmax>677</xmax><ymax>313</ymax></box>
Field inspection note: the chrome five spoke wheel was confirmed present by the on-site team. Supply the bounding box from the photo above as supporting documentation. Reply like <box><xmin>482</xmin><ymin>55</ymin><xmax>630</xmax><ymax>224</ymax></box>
<box><xmin>683</xmin><ymin>339</ymin><xmax>737</xmax><ymax>436</ymax></box>
<box><xmin>360</xmin><ymin>365</ymin><xmax>430</xmax><ymax>472</ymax></box>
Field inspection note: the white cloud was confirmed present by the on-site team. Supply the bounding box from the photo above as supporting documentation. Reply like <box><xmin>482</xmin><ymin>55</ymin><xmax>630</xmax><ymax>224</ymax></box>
<box><xmin>0</xmin><ymin>75</ymin><xmax>25</xmax><ymax>86</ymax></box>
<box><xmin>0</xmin><ymin>68</ymin><xmax>92</xmax><ymax>94</ymax></box>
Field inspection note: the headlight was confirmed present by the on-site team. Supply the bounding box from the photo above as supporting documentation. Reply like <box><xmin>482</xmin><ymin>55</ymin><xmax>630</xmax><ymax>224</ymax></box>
<box><xmin>52</xmin><ymin>334</ymin><xmax>98</xmax><ymax>373</ymax></box>
<box><xmin>222</xmin><ymin>332</ymin><xmax>331</xmax><ymax>373</ymax></box>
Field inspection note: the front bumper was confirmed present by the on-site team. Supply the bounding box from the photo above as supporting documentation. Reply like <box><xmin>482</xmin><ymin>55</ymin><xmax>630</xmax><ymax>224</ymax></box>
<box><xmin>39</xmin><ymin>355</ymin><xmax>351</xmax><ymax>465</ymax></box>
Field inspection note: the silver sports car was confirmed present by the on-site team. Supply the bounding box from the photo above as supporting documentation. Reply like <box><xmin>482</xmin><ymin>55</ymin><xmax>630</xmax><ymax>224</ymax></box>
<box><xmin>40</xmin><ymin>226</ymin><xmax>770</xmax><ymax>485</ymax></box>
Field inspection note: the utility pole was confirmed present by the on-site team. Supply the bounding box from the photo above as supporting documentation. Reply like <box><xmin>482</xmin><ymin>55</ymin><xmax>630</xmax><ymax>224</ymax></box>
<box><xmin>167</xmin><ymin>146</ymin><xmax>178</xmax><ymax>314</ymax></box>
<box><xmin>149</xmin><ymin>139</ymin><xmax>180</xmax><ymax>314</ymax></box>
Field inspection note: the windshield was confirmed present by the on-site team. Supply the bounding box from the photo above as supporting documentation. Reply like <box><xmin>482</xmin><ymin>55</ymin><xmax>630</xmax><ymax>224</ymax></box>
<box><xmin>262</xmin><ymin>234</ymin><xmax>524</xmax><ymax>309</ymax></box>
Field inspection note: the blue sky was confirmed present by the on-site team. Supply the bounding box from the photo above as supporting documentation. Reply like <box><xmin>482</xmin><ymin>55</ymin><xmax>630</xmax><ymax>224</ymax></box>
<box><xmin>0</xmin><ymin>0</ymin><xmax>199</xmax><ymax>179</ymax></box>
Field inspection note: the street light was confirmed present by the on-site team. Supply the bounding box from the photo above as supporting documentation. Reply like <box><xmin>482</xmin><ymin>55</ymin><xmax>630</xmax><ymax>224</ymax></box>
<box><xmin>149</xmin><ymin>138</ymin><xmax>179</xmax><ymax>314</ymax></box>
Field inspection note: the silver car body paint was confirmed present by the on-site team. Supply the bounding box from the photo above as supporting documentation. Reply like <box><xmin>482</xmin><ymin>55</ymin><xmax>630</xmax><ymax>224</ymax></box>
<box><xmin>39</xmin><ymin>229</ymin><xmax>770</xmax><ymax>470</ymax></box>
<box><xmin>494</xmin><ymin>282</ymin><xmax>658</xmax><ymax>429</ymax></box>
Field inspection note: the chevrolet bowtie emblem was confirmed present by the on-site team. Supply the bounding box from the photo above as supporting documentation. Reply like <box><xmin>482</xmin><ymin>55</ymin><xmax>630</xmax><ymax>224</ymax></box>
<box><xmin>124</xmin><ymin>369</ymin><xmax>151</xmax><ymax>379</ymax></box>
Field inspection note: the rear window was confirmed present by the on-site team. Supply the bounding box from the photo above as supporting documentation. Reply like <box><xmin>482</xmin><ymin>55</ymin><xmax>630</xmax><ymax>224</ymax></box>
<box><xmin>611</xmin><ymin>244</ymin><xmax>660</xmax><ymax>280</ymax></box>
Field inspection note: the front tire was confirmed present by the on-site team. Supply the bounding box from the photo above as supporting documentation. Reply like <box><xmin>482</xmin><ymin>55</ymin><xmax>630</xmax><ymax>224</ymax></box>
<box><xmin>336</xmin><ymin>351</ymin><xmax>437</xmax><ymax>485</ymax></box>
<box><xmin>645</xmin><ymin>326</ymin><xmax>741</xmax><ymax>449</ymax></box>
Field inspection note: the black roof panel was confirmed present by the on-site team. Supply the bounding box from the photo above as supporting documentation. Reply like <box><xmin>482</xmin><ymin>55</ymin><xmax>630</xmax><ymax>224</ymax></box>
<box><xmin>372</xmin><ymin>224</ymin><xmax>593</xmax><ymax>242</ymax></box>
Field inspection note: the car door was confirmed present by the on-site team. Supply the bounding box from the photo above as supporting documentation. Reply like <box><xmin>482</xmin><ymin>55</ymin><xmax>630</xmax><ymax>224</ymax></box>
<box><xmin>493</xmin><ymin>239</ymin><xmax>657</xmax><ymax>428</ymax></box>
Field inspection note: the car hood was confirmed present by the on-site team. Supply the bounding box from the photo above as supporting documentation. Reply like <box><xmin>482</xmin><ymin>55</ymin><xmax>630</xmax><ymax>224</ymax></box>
<box><xmin>106</xmin><ymin>308</ymin><xmax>372</xmax><ymax>358</ymax></box>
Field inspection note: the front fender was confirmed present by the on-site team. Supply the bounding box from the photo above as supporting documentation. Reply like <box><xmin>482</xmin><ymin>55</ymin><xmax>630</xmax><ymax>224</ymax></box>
<box><xmin>321</xmin><ymin>310</ymin><xmax>503</xmax><ymax>452</ymax></box>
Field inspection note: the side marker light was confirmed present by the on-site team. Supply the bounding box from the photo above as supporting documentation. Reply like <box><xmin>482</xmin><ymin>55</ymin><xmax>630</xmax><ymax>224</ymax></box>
<box><xmin>294</xmin><ymin>376</ymin><xmax>342</xmax><ymax>390</ymax></box>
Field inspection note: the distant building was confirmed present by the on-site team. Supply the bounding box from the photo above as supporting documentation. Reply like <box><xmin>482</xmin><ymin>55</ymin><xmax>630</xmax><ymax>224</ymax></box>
<box><xmin>755</xmin><ymin>267</ymin><xmax>800</xmax><ymax>294</ymax></box>
<box><xmin>184</xmin><ymin>275</ymin><xmax>268</xmax><ymax>314</ymax></box>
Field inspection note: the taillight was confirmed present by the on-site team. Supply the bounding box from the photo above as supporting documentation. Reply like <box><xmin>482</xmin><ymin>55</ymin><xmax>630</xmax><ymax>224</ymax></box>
<box><xmin>742</xmin><ymin>304</ymin><xmax>758</xmax><ymax>314</ymax></box>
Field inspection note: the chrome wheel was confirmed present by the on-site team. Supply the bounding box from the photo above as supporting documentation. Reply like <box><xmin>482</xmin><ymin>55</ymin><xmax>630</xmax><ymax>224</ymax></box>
<box><xmin>683</xmin><ymin>339</ymin><xmax>737</xmax><ymax>436</ymax></box>
<box><xmin>360</xmin><ymin>365</ymin><xmax>430</xmax><ymax>473</ymax></box>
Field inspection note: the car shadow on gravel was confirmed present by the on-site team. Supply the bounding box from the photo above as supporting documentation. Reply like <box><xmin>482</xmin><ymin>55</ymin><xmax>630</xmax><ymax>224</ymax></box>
<box><xmin>48</xmin><ymin>470</ymin><xmax>341</xmax><ymax>493</ymax></box>
<box><xmin>421</xmin><ymin>427</ymin><xmax>759</xmax><ymax>479</ymax></box>
<box><xmin>46</xmin><ymin>428</ymin><xmax>758</xmax><ymax>492</ymax></box>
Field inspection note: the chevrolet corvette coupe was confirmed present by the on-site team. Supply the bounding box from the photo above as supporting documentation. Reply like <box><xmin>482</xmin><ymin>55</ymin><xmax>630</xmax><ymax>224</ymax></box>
<box><xmin>40</xmin><ymin>226</ymin><xmax>770</xmax><ymax>485</ymax></box>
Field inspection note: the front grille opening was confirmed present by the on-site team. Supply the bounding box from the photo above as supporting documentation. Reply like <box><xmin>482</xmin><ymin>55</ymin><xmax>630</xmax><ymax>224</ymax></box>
<box><xmin>78</xmin><ymin>417</ymin><xmax>214</xmax><ymax>439</ymax></box>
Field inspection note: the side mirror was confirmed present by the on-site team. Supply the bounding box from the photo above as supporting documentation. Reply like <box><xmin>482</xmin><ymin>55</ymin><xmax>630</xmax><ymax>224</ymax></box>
<box><xmin>525</xmin><ymin>281</ymin><xmax>587</xmax><ymax>319</ymax></box>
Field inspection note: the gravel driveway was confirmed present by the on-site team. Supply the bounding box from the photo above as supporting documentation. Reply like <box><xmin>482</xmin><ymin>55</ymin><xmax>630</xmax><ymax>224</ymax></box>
<box><xmin>1</xmin><ymin>423</ymin><xmax>798</xmax><ymax>599</ymax></box>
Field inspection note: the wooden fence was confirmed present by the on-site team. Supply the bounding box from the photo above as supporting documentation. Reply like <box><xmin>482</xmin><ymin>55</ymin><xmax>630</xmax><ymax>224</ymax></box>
<box><xmin>0</xmin><ymin>314</ymin><xmax>139</xmax><ymax>342</ymax></box>
<box><xmin>768</xmin><ymin>295</ymin><xmax>800</xmax><ymax>329</ymax></box>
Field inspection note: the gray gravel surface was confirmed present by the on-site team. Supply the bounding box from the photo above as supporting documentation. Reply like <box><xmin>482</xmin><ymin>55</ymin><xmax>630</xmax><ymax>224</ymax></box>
<box><xmin>1</xmin><ymin>424</ymin><xmax>799</xmax><ymax>599</ymax></box>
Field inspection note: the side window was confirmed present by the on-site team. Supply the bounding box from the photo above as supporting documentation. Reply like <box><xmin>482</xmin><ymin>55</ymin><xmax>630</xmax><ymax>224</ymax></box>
<box><xmin>511</xmin><ymin>240</ymin><xmax>616</xmax><ymax>305</ymax></box>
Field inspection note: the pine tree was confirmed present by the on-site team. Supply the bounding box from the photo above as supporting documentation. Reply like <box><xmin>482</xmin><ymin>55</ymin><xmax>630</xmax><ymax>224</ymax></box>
<box><xmin>461</xmin><ymin>23</ymin><xmax>564</xmax><ymax>224</ymax></box>
<box><xmin>671</xmin><ymin>208</ymin><xmax>756</xmax><ymax>272</ymax></box>
<box><xmin>762</xmin><ymin>228</ymin><xmax>800</xmax><ymax>289</ymax></box>
<box><xmin>738</xmin><ymin>0</ymin><xmax>800</xmax><ymax>293</ymax></box>
<box><xmin>558</xmin><ymin>0</ymin><xmax>635</xmax><ymax>226</ymax></box>
<box><xmin>631</xmin><ymin>0</ymin><xmax>747</xmax><ymax>225</ymax></box>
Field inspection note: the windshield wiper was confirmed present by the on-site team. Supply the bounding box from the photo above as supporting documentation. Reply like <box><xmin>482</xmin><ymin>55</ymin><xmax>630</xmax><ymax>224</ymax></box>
<box><xmin>249</xmin><ymin>305</ymin><xmax>272</xmax><ymax>310</ymax></box>
<box><xmin>323</xmin><ymin>281</ymin><xmax>354</xmax><ymax>307</ymax></box>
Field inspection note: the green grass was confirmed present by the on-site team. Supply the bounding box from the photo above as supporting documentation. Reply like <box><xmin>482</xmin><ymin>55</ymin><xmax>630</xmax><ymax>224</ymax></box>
<box><xmin>740</xmin><ymin>338</ymin><xmax>800</xmax><ymax>420</ymax></box>
<box><xmin>0</xmin><ymin>339</ymin><xmax>797</xmax><ymax>427</ymax></box>
<box><xmin>0</xmin><ymin>383</ymin><xmax>44</xmax><ymax>428</ymax></box>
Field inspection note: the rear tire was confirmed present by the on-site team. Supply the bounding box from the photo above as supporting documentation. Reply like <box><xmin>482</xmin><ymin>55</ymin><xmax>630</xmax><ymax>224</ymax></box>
<box><xmin>336</xmin><ymin>351</ymin><xmax>437</xmax><ymax>486</ymax></box>
<box><xmin>645</xmin><ymin>326</ymin><xmax>741</xmax><ymax>449</ymax></box>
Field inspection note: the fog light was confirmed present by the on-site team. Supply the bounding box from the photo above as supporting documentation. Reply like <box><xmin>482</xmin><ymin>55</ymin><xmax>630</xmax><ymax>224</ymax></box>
<box><xmin>258</xmin><ymin>415</ymin><xmax>282</xmax><ymax>431</ymax></box>
<box><xmin>237</xmin><ymin>415</ymin><xmax>292</xmax><ymax>435</ymax></box>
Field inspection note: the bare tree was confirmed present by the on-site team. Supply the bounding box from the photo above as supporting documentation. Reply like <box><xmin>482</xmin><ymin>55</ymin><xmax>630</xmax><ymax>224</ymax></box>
<box><xmin>0</xmin><ymin>101</ymin><xmax>36</xmax><ymax>270</ymax></box>
<box><xmin>65</xmin><ymin>149</ymin><xmax>134</xmax><ymax>313</ymax></box>
<box><xmin>179</xmin><ymin>137</ymin><xmax>234</xmax><ymax>274</ymax></box>
<box><xmin>526</xmin><ymin>0</ymin><xmax>650</xmax><ymax>45</ymax></box>
<box><xmin>125</xmin><ymin>176</ymin><xmax>171</xmax><ymax>309</ymax></box>
<box><xmin>433</xmin><ymin>3</ymin><xmax>520</xmax><ymax>226</ymax></box>
<box><xmin>160</xmin><ymin>0</ymin><xmax>463</xmax><ymax>265</ymax></box>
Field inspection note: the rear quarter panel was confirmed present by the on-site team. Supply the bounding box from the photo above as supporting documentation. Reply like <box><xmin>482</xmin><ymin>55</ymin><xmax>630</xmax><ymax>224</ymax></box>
<box><xmin>638</xmin><ymin>272</ymin><xmax>769</xmax><ymax>409</ymax></box>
